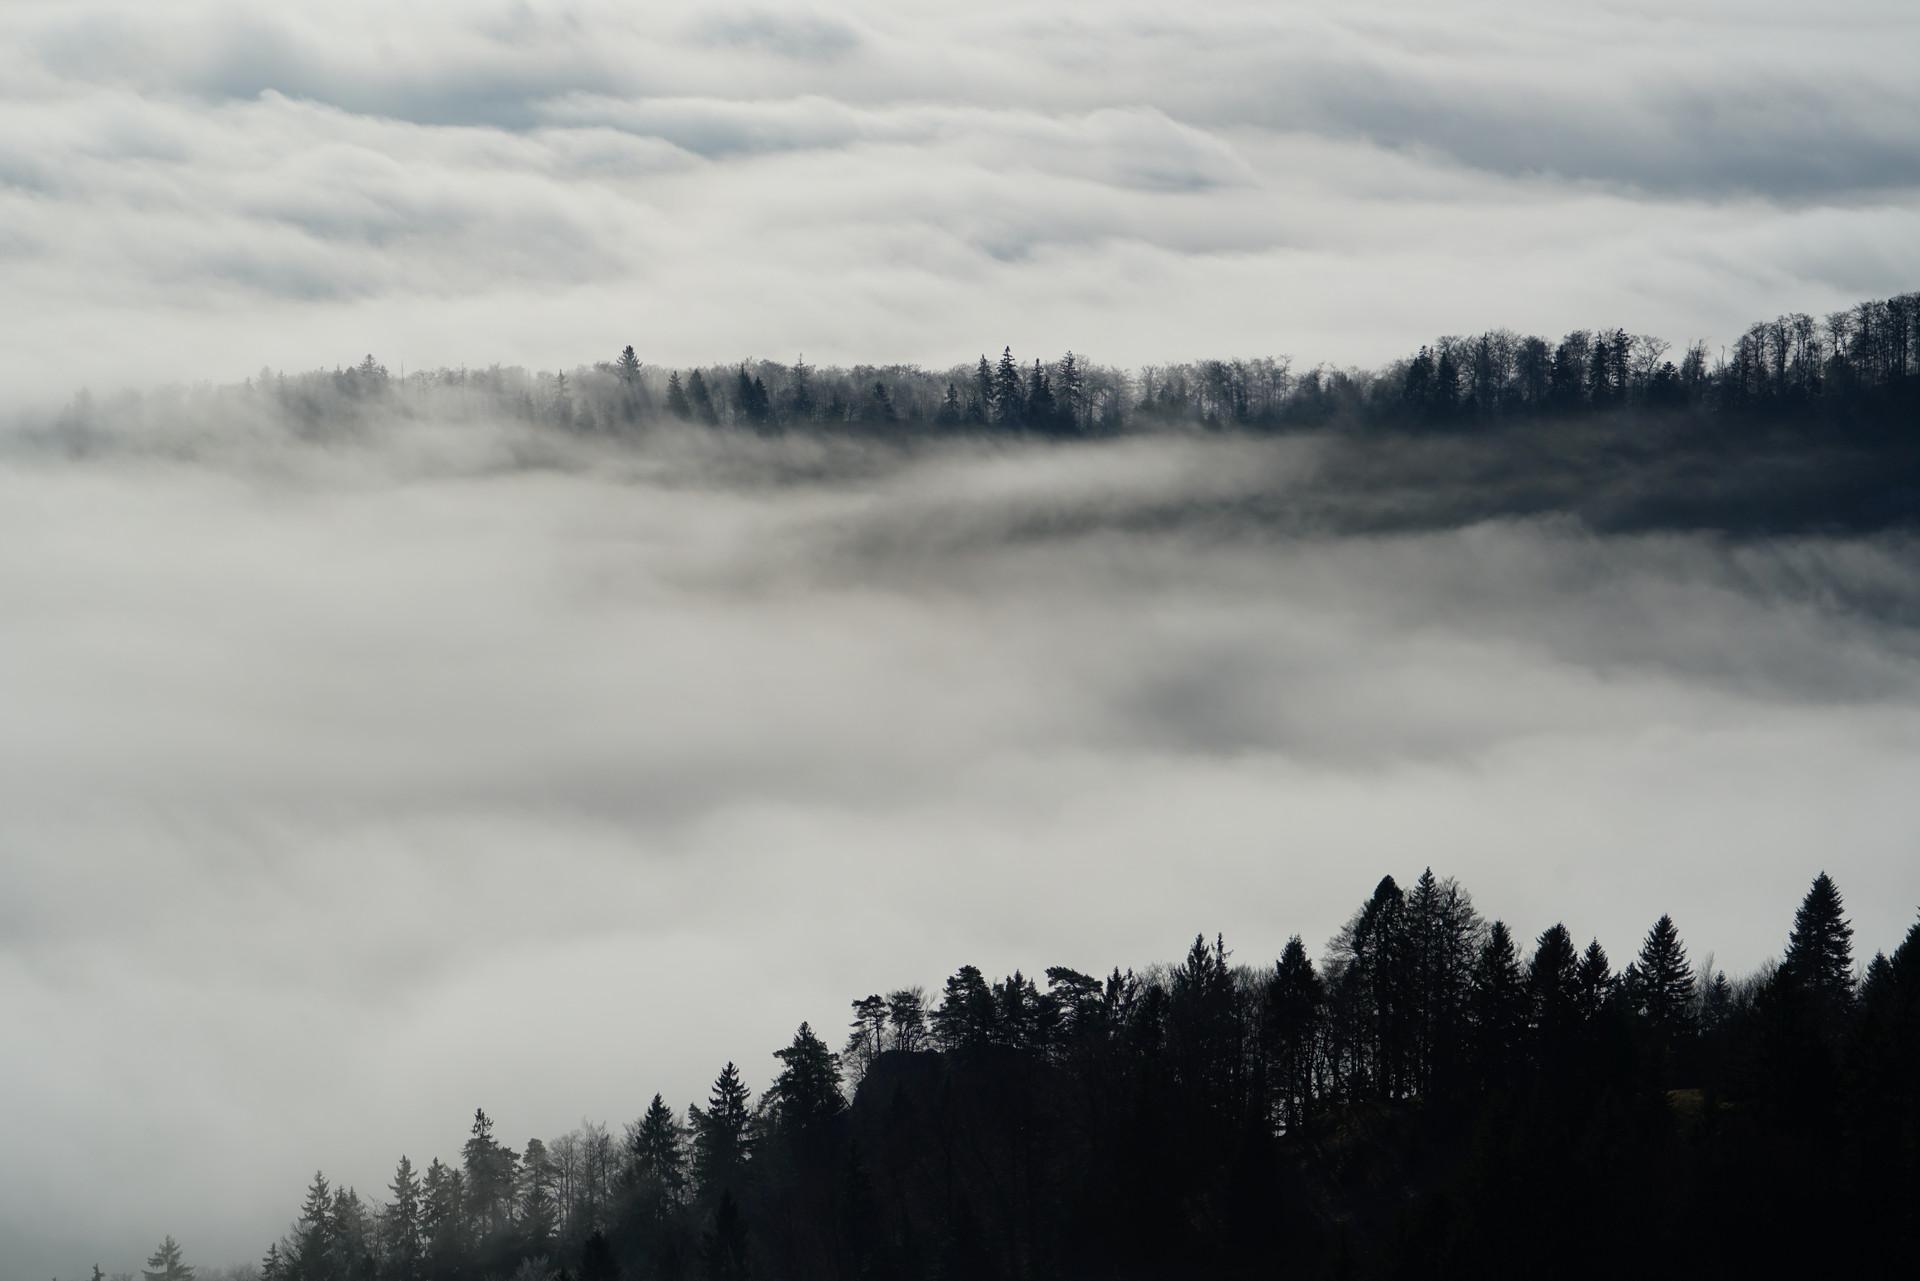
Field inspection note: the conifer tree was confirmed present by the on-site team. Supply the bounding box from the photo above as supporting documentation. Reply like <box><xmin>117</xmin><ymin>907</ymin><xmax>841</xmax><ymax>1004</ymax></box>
<box><xmin>1529</xmin><ymin>923</ymin><xmax>1582</xmax><ymax>1051</ymax></box>
<box><xmin>379</xmin><ymin>1156</ymin><xmax>422</xmax><ymax>1281</ymax></box>
<box><xmin>932</xmin><ymin>965</ymin><xmax>997</xmax><ymax>1051</ymax></box>
<box><xmin>141</xmin><ymin>1237</ymin><xmax>194</xmax><ymax>1281</ymax></box>
<box><xmin>973</xmin><ymin>355</ymin><xmax>994</xmax><ymax>420</ymax></box>
<box><xmin>629</xmin><ymin>1092</ymin><xmax>688</xmax><ymax>1211</ymax></box>
<box><xmin>519</xmin><ymin>1138</ymin><xmax>558</xmax><ymax>1256</ymax></box>
<box><xmin>666</xmin><ymin>371</ymin><xmax>692</xmax><ymax>420</ymax></box>
<box><xmin>691</xmin><ymin>1063</ymin><xmax>754</xmax><ymax>1198</ymax></box>
<box><xmin>686</xmin><ymin>369</ymin><xmax>719</xmax><ymax>426</ymax></box>
<box><xmin>1262</xmin><ymin>936</ymin><xmax>1324</xmax><ymax>1131</ymax></box>
<box><xmin>993</xmin><ymin>347</ymin><xmax>1025</xmax><ymax>427</ymax></box>
<box><xmin>1782</xmin><ymin>872</ymin><xmax>1855</xmax><ymax>1005</ymax></box>
<box><xmin>1471</xmin><ymin>921</ymin><xmax>1527</xmax><ymax>1084</ymax></box>
<box><xmin>845</xmin><ymin>994</ymin><xmax>888</xmax><ymax>1079</ymax></box>
<box><xmin>1575</xmin><ymin>939</ymin><xmax>1615</xmax><ymax>1022</ymax></box>
<box><xmin>1633</xmin><ymin>914</ymin><xmax>1695</xmax><ymax>1039</ymax></box>
<box><xmin>770</xmin><ymin>1022</ymin><xmax>844</xmax><ymax>1130</ymax></box>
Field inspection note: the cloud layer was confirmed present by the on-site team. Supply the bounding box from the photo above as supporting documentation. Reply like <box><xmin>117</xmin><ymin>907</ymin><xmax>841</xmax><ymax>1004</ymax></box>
<box><xmin>4</xmin><ymin>412</ymin><xmax>1919</xmax><ymax>1275</ymax></box>
<box><xmin>4</xmin><ymin>1</ymin><xmax>1919</xmax><ymax>402</ymax></box>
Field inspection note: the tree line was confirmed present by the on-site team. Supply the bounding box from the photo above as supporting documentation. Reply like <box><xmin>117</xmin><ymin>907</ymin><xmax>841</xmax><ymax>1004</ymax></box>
<box><xmin>56</xmin><ymin>288</ymin><xmax>1912</xmax><ymax>447</ymax></box>
<box><xmin>111</xmin><ymin>870</ymin><xmax>1920</xmax><ymax>1280</ymax></box>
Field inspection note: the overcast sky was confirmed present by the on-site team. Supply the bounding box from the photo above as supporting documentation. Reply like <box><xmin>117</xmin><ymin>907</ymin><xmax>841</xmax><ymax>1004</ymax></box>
<box><xmin>5</xmin><ymin>3</ymin><xmax>1920</xmax><ymax>1278</ymax></box>
<box><xmin>4</xmin><ymin>0</ymin><xmax>1920</xmax><ymax>402</ymax></box>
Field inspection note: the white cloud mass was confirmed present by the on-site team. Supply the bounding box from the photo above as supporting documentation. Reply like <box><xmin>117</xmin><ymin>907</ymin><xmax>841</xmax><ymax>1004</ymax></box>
<box><xmin>3</xmin><ymin>2</ymin><xmax>1919</xmax><ymax>1277</ymax></box>
<box><xmin>3</xmin><ymin>412</ymin><xmax>1919</xmax><ymax>1276</ymax></box>
<box><xmin>3</xmin><ymin>0</ymin><xmax>1920</xmax><ymax>402</ymax></box>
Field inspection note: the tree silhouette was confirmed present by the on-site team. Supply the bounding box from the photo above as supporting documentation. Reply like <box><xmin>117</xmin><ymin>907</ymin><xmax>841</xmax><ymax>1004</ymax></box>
<box><xmin>140</xmin><ymin>1237</ymin><xmax>193</xmax><ymax>1281</ymax></box>
<box><xmin>691</xmin><ymin>1064</ymin><xmax>753</xmax><ymax>1199</ymax></box>
<box><xmin>1782</xmin><ymin>872</ymin><xmax>1854</xmax><ymax>1006</ymax></box>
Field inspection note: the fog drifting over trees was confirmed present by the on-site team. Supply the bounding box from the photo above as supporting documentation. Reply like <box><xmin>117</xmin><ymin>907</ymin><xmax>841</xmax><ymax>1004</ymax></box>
<box><xmin>5</xmin><ymin>293</ymin><xmax>1919</xmax><ymax>1275</ymax></box>
<box><xmin>5</xmin><ymin>0</ymin><xmax>1920</xmax><ymax>1275</ymax></box>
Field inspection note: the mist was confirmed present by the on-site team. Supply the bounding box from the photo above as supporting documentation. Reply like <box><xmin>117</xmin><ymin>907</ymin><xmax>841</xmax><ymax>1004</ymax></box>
<box><xmin>4</xmin><ymin>390</ymin><xmax>1918</xmax><ymax>1276</ymax></box>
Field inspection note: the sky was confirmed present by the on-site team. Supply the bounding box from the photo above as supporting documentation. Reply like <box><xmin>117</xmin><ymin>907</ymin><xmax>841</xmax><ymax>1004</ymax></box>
<box><xmin>3</xmin><ymin>0</ymin><xmax>1920</xmax><ymax>402</ymax></box>
<box><xmin>3</xmin><ymin>2</ymin><xmax>1920</xmax><ymax>1277</ymax></box>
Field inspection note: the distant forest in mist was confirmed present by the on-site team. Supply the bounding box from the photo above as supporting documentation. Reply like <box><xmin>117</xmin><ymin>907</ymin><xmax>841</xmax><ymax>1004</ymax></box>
<box><xmin>108</xmin><ymin>871</ymin><xmax>1918</xmax><ymax>1281</ymax></box>
<box><xmin>32</xmin><ymin>289</ymin><xmax>1920</xmax><ymax>535</ymax></box>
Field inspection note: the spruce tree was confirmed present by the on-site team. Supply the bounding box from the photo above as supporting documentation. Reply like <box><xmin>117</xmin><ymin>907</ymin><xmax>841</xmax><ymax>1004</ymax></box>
<box><xmin>615</xmin><ymin>346</ymin><xmax>642</xmax><ymax>386</ymax></box>
<box><xmin>141</xmin><ymin>1237</ymin><xmax>194</xmax><ymax>1281</ymax></box>
<box><xmin>1782</xmin><ymin>872</ymin><xmax>1854</xmax><ymax>1005</ymax></box>
<box><xmin>993</xmin><ymin>347</ymin><xmax>1024</xmax><ymax>427</ymax></box>
<box><xmin>1471</xmin><ymin>920</ymin><xmax>1527</xmax><ymax>1084</ymax></box>
<box><xmin>1634</xmin><ymin>914</ymin><xmax>1696</xmax><ymax>1038</ymax></box>
<box><xmin>686</xmin><ymin>369</ymin><xmax>719</xmax><ymax>426</ymax></box>
<box><xmin>379</xmin><ymin>1156</ymin><xmax>422</xmax><ymax>1281</ymax></box>
<box><xmin>1575</xmin><ymin>939</ymin><xmax>1615</xmax><ymax>1022</ymax></box>
<box><xmin>666</xmin><ymin>371</ymin><xmax>692</xmax><ymax>419</ymax></box>
<box><xmin>691</xmin><ymin>1063</ymin><xmax>753</xmax><ymax>1198</ymax></box>
<box><xmin>1262</xmin><ymin>936</ymin><xmax>1324</xmax><ymax>1131</ymax></box>
<box><xmin>770</xmin><ymin>1022</ymin><xmax>844</xmax><ymax>1130</ymax></box>
<box><xmin>629</xmin><ymin>1092</ymin><xmax>688</xmax><ymax>1210</ymax></box>
<box><xmin>1529</xmin><ymin>923</ymin><xmax>1582</xmax><ymax>1051</ymax></box>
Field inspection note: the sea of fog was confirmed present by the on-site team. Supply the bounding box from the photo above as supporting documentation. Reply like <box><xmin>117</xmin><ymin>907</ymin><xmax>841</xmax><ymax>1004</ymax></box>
<box><xmin>3</xmin><ymin>412</ymin><xmax>1918</xmax><ymax>1275</ymax></box>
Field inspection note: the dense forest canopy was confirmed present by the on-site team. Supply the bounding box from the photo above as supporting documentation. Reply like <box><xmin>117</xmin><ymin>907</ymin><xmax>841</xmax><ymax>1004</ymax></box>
<box><xmin>93</xmin><ymin>869</ymin><xmax>1920</xmax><ymax>1281</ymax></box>
<box><xmin>37</xmin><ymin>289</ymin><xmax>1920</xmax><ymax>442</ymax></box>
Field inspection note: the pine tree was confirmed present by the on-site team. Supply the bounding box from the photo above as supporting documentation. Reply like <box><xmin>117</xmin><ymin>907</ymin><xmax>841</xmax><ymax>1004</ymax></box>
<box><xmin>520</xmin><ymin>1138</ymin><xmax>558</xmax><ymax>1255</ymax></box>
<box><xmin>141</xmin><ymin>1237</ymin><xmax>194</xmax><ymax>1281</ymax></box>
<box><xmin>1057</xmin><ymin>350</ymin><xmax>1086</xmax><ymax>433</ymax></box>
<box><xmin>973</xmin><ymin>355</ymin><xmax>994</xmax><ymax>421</ymax></box>
<box><xmin>845</xmin><ymin>995</ymin><xmax>888</xmax><ymax>1079</ymax></box>
<box><xmin>1575</xmin><ymin>939</ymin><xmax>1615</xmax><ymax>1022</ymax></box>
<box><xmin>1262</xmin><ymin>936</ymin><xmax>1324</xmax><ymax>1132</ymax></box>
<box><xmin>1471</xmin><ymin>921</ymin><xmax>1528</xmax><ymax>1084</ymax></box>
<box><xmin>932</xmin><ymin>965</ymin><xmax>996</xmax><ymax>1051</ymax></box>
<box><xmin>629</xmin><ymin>1092</ymin><xmax>688</xmax><ymax>1211</ymax></box>
<box><xmin>259</xmin><ymin>1247</ymin><xmax>284</xmax><ymax>1281</ymax></box>
<box><xmin>462</xmin><ymin>1108</ymin><xmax>517</xmax><ymax>1238</ymax></box>
<box><xmin>667</xmin><ymin>371</ymin><xmax>692</xmax><ymax>419</ymax></box>
<box><xmin>615</xmin><ymin>346</ymin><xmax>642</xmax><ymax>386</ymax></box>
<box><xmin>1782</xmin><ymin>872</ymin><xmax>1854</xmax><ymax>1006</ymax></box>
<box><xmin>770</xmin><ymin>1022</ymin><xmax>844</xmax><ymax>1130</ymax></box>
<box><xmin>1026</xmin><ymin>359</ymin><xmax>1057</xmax><ymax>433</ymax></box>
<box><xmin>1405</xmin><ymin>868</ymin><xmax>1479</xmax><ymax>1097</ymax></box>
<box><xmin>379</xmin><ymin>1156</ymin><xmax>422</xmax><ymax>1281</ymax></box>
<box><xmin>993</xmin><ymin>347</ymin><xmax>1025</xmax><ymax>428</ymax></box>
<box><xmin>292</xmin><ymin>1171</ymin><xmax>335</xmax><ymax>1278</ymax></box>
<box><xmin>1634</xmin><ymin>914</ymin><xmax>1696</xmax><ymax>1038</ymax></box>
<box><xmin>691</xmin><ymin>1063</ymin><xmax>753</xmax><ymax>1198</ymax></box>
<box><xmin>1529</xmin><ymin>923</ymin><xmax>1582</xmax><ymax>1051</ymax></box>
<box><xmin>686</xmin><ymin>369</ymin><xmax>719</xmax><ymax>426</ymax></box>
<box><xmin>421</xmin><ymin>1158</ymin><xmax>467</xmax><ymax>1277</ymax></box>
<box><xmin>788</xmin><ymin>356</ymin><xmax>815</xmax><ymax>421</ymax></box>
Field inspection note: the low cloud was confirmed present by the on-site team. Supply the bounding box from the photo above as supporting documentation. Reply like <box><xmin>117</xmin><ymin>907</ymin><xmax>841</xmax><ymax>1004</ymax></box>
<box><xmin>3</xmin><ymin>410</ymin><xmax>1918</xmax><ymax>1275</ymax></box>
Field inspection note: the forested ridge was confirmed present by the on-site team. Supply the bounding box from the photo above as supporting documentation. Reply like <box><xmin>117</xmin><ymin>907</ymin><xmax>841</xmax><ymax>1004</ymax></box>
<box><xmin>38</xmin><ymin>290</ymin><xmax>1919</xmax><ymax>543</ymax></box>
<box><xmin>112</xmin><ymin>871</ymin><xmax>1920</xmax><ymax>1281</ymax></box>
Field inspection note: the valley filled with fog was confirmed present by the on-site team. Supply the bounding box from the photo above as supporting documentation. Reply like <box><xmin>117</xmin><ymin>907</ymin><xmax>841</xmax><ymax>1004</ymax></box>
<box><xmin>4</xmin><ymin>400</ymin><xmax>1917</xmax><ymax>1271</ymax></box>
